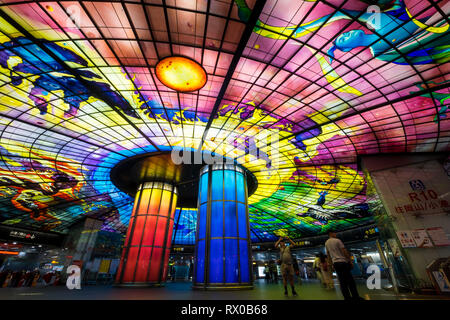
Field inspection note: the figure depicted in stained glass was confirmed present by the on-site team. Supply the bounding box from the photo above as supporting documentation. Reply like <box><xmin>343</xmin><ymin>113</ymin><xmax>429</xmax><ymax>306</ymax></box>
<box><xmin>0</xmin><ymin>37</ymin><xmax>138</xmax><ymax>118</ymax></box>
<box><xmin>327</xmin><ymin>1</ymin><xmax>450</xmax><ymax>65</ymax></box>
<box><xmin>236</xmin><ymin>0</ymin><xmax>450</xmax><ymax>65</ymax></box>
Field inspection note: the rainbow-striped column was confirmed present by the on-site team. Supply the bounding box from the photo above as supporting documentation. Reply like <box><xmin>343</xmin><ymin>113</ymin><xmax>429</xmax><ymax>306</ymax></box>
<box><xmin>115</xmin><ymin>182</ymin><xmax>177</xmax><ymax>286</ymax></box>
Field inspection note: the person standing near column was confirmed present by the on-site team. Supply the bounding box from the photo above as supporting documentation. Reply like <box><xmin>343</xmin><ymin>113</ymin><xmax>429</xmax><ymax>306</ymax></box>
<box><xmin>325</xmin><ymin>230</ymin><xmax>364</xmax><ymax>300</ymax></box>
<box><xmin>275</xmin><ymin>236</ymin><xmax>298</xmax><ymax>296</ymax></box>
<box><xmin>319</xmin><ymin>252</ymin><xmax>334</xmax><ymax>290</ymax></box>
<box><xmin>313</xmin><ymin>253</ymin><xmax>324</xmax><ymax>287</ymax></box>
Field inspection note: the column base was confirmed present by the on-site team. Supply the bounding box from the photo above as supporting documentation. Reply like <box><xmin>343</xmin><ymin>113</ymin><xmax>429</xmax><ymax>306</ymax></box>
<box><xmin>114</xmin><ymin>282</ymin><xmax>165</xmax><ymax>288</ymax></box>
<box><xmin>192</xmin><ymin>284</ymin><xmax>253</xmax><ymax>291</ymax></box>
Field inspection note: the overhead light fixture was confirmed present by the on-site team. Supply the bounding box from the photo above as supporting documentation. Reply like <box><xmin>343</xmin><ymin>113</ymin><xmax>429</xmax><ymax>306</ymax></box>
<box><xmin>0</xmin><ymin>251</ymin><xmax>19</xmax><ymax>255</ymax></box>
<box><xmin>155</xmin><ymin>56</ymin><xmax>207</xmax><ymax>92</ymax></box>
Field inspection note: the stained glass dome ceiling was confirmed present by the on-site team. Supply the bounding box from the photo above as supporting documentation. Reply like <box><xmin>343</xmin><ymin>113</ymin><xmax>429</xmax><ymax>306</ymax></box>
<box><xmin>0</xmin><ymin>0</ymin><xmax>449</xmax><ymax>244</ymax></box>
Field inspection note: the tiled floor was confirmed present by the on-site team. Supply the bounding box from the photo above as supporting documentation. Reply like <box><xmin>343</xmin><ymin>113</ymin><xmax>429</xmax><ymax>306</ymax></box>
<box><xmin>0</xmin><ymin>279</ymin><xmax>448</xmax><ymax>300</ymax></box>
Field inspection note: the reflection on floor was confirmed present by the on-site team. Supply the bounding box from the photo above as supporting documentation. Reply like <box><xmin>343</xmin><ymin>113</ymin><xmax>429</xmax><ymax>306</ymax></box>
<box><xmin>0</xmin><ymin>279</ymin><xmax>448</xmax><ymax>300</ymax></box>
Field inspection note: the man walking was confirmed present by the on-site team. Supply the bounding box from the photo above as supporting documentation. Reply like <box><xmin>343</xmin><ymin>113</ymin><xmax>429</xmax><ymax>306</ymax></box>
<box><xmin>275</xmin><ymin>236</ymin><xmax>298</xmax><ymax>296</ymax></box>
<box><xmin>325</xmin><ymin>230</ymin><xmax>364</xmax><ymax>300</ymax></box>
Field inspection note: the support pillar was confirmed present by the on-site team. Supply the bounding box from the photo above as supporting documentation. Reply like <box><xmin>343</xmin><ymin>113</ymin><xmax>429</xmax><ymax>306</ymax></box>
<box><xmin>115</xmin><ymin>181</ymin><xmax>177</xmax><ymax>286</ymax></box>
<box><xmin>193</xmin><ymin>164</ymin><xmax>253</xmax><ymax>290</ymax></box>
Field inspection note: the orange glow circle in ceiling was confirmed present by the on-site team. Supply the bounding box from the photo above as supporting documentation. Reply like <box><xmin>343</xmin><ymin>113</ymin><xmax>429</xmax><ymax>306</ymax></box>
<box><xmin>155</xmin><ymin>56</ymin><xmax>207</xmax><ymax>92</ymax></box>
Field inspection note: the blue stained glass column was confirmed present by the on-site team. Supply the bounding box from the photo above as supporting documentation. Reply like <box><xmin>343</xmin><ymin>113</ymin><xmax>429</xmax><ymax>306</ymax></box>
<box><xmin>193</xmin><ymin>164</ymin><xmax>253</xmax><ymax>290</ymax></box>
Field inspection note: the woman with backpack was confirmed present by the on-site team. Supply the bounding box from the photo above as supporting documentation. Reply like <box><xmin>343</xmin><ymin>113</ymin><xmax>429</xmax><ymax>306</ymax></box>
<box><xmin>313</xmin><ymin>253</ymin><xmax>325</xmax><ymax>287</ymax></box>
<box><xmin>318</xmin><ymin>252</ymin><xmax>334</xmax><ymax>289</ymax></box>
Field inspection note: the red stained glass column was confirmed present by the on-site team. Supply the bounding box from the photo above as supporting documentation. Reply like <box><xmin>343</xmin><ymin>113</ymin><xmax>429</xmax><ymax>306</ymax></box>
<box><xmin>115</xmin><ymin>182</ymin><xmax>177</xmax><ymax>287</ymax></box>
